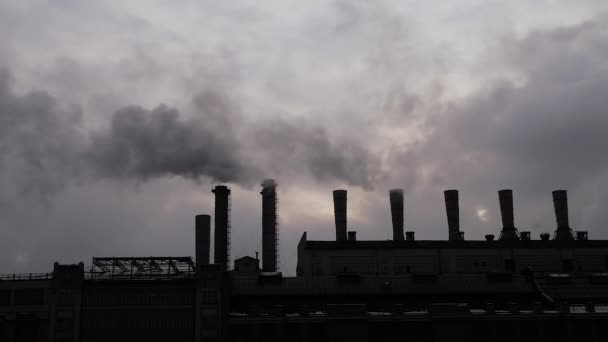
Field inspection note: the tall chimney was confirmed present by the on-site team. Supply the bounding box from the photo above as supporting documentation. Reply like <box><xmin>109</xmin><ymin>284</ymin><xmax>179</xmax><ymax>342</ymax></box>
<box><xmin>389</xmin><ymin>189</ymin><xmax>405</xmax><ymax>241</ymax></box>
<box><xmin>333</xmin><ymin>190</ymin><xmax>348</xmax><ymax>242</ymax></box>
<box><xmin>444</xmin><ymin>190</ymin><xmax>462</xmax><ymax>241</ymax></box>
<box><xmin>498</xmin><ymin>190</ymin><xmax>519</xmax><ymax>240</ymax></box>
<box><xmin>213</xmin><ymin>185</ymin><xmax>231</xmax><ymax>271</ymax></box>
<box><xmin>552</xmin><ymin>190</ymin><xmax>575</xmax><ymax>240</ymax></box>
<box><xmin>195</xmin><ymin>214</ymin><xmax>211</xmax><ymax>267</ymax></box>
<box><xmin>261</xmin><ymin>179</ymin><xmax>278</xmax><ymax>272</ymax></box>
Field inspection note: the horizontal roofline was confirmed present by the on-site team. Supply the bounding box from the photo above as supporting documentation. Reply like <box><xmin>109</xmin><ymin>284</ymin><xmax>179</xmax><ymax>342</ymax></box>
<box><xmin>304</xmin><ymin>240</ymin><xmax>608</xmax><ymax>249</ymax></box>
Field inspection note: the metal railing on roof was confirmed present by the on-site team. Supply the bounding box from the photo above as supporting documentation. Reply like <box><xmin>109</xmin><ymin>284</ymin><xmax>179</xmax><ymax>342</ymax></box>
<box><xmin>0</xmin><ymin>273</ymin><xmax>53</xmax><ymax>281</ymax></box>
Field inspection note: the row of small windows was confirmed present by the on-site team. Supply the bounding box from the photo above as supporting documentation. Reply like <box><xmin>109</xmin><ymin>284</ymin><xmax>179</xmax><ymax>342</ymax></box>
<box><xmin>0</xmin><ymin>289</ymin><xmax>46</xmax><ymax>306</ymax></box>
<box><xmin>82</xmin><ymin>317</ymin><xmax>192</xmax><ymax>330</ymax></box>
<box><xmin>326</xmin><ymin>255</ymin><xmax>608</xmax><ymax>275</ymax></box>
<box><xmin>84</xmin><ymin>293</ymin><xmax>193</xmax><ymax>306</ymax></box>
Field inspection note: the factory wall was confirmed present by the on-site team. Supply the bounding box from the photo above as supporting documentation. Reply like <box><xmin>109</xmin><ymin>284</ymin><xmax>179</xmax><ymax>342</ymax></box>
<box><xmin>296</xmin><ymin>241</ymin><xmax>608</xmax><ymax>276</ymax></box>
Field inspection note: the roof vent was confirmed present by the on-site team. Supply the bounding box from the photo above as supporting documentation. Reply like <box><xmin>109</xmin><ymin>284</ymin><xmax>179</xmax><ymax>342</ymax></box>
<box><xmin>540</xmin><ymin>233</ymin><xmax>550</xmax><ymax>241</ymax></box>
<box><xmin>347</xmin><ymin>231</ymin><xmax>357</xmax><ymax>241</ymax></box>
<box><xmin>520</xmin><ymin>231</ymin><xmax>531</xmax><ymax>240</ymax></box>
<box><xmin>485</xmin><ymin>234</ymin><xmax>495</xmax><ymax>241</ymax></box>
<box><xmin>576</xmin><ymin>231</ymin><xmax>588</xmax><ymax>240</ymax></box>
<box><xmin>405</xmin><ymin>231</ymin><xmax>415</xmax><ymax>241</ymax></box>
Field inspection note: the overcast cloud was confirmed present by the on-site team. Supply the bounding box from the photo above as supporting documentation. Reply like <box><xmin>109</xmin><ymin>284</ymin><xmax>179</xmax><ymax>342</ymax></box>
<box><xmin>1</xmin><ymin>0</ymin><xmax>608</xmax><ymax>274</ymax></box>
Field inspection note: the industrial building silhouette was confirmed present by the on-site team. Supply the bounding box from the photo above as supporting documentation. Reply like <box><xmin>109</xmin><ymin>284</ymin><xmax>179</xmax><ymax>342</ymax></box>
<box><xmin>1</xmin><ymin>181</ymin><xmax>608</xmax><ymax>341</ymax></box>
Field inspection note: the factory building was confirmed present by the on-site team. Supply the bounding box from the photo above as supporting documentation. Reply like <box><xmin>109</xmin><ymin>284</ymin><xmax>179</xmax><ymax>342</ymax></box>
<box><xmin>1</xmin><ymin>182</ymin><xmax>608</xmax><ymax>341</ymax></box>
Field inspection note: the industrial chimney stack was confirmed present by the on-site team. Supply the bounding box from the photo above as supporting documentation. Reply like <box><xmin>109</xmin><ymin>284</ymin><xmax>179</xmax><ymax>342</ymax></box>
<box><xmin>213</xmin><ymin>185</ymin><xmax>231</xmax><ymax>271</ymax></box>
<box><xmin>389</xmin><ymin>189</ymin><xmax>405</xmax><ymax>241</ymax></box>
<box><xmin>261</xmin><ymin>179</ymin><xmax>278</xmax><ymax>272</ymax></box>
<box><xmin>444</xmin><ymin>190</ymin><xmax>463</xmax><ymax>241</ymax></box>
<box><xmin>498</xmin><ymin>190</ymin><xmax>519</xmax><ymax>240</ymax></box>
<box><xmin>333</xmin><ymin>190</ymin><xmax>348</xmax><ymax>242</ymax></box>
<box><xmin>195</xmin><ymin>214</ymin><xmax>211</xmax><ymax>268</ymax></box>
<box><xmin>552</xmin><ymin>190</ymin><xmax>575</xmax><ymax>240</ymax></box>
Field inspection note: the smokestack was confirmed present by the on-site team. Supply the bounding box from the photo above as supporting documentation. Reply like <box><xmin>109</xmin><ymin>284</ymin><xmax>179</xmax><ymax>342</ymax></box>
<box><xmin>261</xmin><ymin>179</ymin><xmax>278</xmax><ymax>272</ymax></box>
<box><xmin>552</xmin><ymin>190</ymin><xmax>575</xmax><ymax>240</ymax></box>
<box><xmin>444</xmin><ymin>190</ymin><xmax>462</xmax><ymax>241</ymax></box>
<box><xmin>333</xmin><ymin>190</ymin><xmax>348</xmax><ymax>242</ymax></box>
<box><xmin>212</xmin><ymin>185</ymin><xmax>231</xmax><ymax>271</ymax></box>
<box><xmin>498</xmin><ymin>190</ymin><xmax>519</xmax><ymax>240</ymax></box>
<box><xmin>389</xmin><ymin>189</ymin><xmax>405</xmax><ymax>241</ymax></box>
<box><xmin>195</xmin><ymin>214</ymin><xmax>211</xmax><ymax>268</ymax></box>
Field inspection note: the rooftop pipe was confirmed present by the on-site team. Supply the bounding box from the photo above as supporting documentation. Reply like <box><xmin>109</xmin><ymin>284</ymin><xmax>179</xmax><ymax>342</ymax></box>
<box><xmin>389</xmin><ymin>189</ymin><xmax>405</xmax><ymax>241</ymax></box>
<box><xmin>444</xmin><ymin>190</ymin><xmax>463</xmax><ymax>241</ymax></box>
<box><xmin>195</xmin><ymin>214</ymin><xmax>211</xmax><ymax>268</ymax></box>
<box><xmin>261</xmin><ymin>179</ymin><xmax>278</xmax><ymax>272</ymax></box>
<box><xmin>333</xmin><ymin>190</ymin><xmax>348</xmax><ymax>242</ymax></box>
<box><xmin>498</xmin><ymin>190</ymin><xmax>520</xmax><ymax>240</ymax></box>
<box><xmin>213</xmin><ymin>185</ymin><xmax>231</xmax><ymax>271</ymax></box>
<box><xmin>552</xmin><ymin>190</ymin><xmax>575</xmax><ymax>240</ymax></box>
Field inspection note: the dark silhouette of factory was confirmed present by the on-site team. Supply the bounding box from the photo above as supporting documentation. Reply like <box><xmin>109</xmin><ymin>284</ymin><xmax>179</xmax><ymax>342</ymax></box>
<box><xmin>1</xmin><ymin>180</ymin><xmax>608</xmax><ymax>341</ymax></box>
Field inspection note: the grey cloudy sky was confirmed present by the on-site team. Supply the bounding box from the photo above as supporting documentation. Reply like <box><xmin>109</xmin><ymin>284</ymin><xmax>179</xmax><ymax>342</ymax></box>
<box><xmin>1</xmin><ymin>0</ymin><xmax>608</xmax><ymax>275</ymax></box>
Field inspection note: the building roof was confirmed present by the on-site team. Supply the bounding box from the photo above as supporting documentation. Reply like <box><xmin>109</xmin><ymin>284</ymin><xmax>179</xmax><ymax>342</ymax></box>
<box><xmin>302</xmin><ymin>239</ymin><xmax>608</xmax><ymax>250</ymax></box>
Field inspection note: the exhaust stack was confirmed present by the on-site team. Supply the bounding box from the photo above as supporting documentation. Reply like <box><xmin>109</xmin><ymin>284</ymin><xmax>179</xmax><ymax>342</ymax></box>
<box><xmin>444</xmin><ymin>190</ymin><xmax>463</xmax><ymax>241</ymax></box>
<box><xmin>333</xmin><ymin>190</ymin><xmax>348</xmax><ymax>242</ymax></box>
<box><xmin>195</xmin><ymin>214</ymin><xmax>211</xmax><ymax>267</ymax></box>
<box><xmin>552</xmin><ymin>190</ymin><xmax>575</xmax><ymax>240</ymax></box>
<box><xmin>261</xmin><ymin>179</ymin><xmax>278</xmax><ymax>272</ymax></box>
<box><xmin>389</xmin><ymin>189</ymin><xmax>405</xmax><ymax>241</ymax></box>
<box><xmin>498</xmin><ymin>190</ymin><xmax>520</xmax><ymax>240</ymax></box>
<box><xmin>213</xmin><ymin>185</ymin><xmax>231</xmax><ymax>271</ymax></box>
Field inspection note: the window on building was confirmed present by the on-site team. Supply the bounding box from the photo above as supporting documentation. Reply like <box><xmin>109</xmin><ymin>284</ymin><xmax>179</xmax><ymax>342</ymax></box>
<box><xmin>562</xmin><ymin>260</ymin><xmax>574</xmax><ymax>273</ymax></box>
<box><xmin>504</xmin><ymin>259</ymin><xmax>515</xmax><ymax>272</ymax></box>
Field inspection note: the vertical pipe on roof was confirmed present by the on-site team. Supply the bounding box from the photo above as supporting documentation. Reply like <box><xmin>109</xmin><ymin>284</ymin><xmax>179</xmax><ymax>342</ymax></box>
<box><xmin>444</xmin><ymin>190</ymin><xmax>462</xmax><ymax>241</ymax></box>
<box><xmin>261</xmin><ymin>179</ymin><xmax>278</xmax><ymax>272</ymax></box>
<box><xmin>213</xmin><ymin>185</ymin><xmax>231</xmax><ymax>271</ymax></box>
<box><xmin>498</xmin><ymin>190</ymin><xmax>519</xmax><ymax>240</ymax></box>
<box><xmin>195</xmin><ymin>214</ymin><xmax>211</xmax><ymax>267</ymax></box>
<box><xmin>552</xmin><ymin>190</ymin><xmax>575</xmax><ymax>240</ymax></box>
<box><xmin>389</xmin><ymin>189</ymin><xmax>405</xmax><ymax>241</ymax></box>
<box><xmin>333</xmin><ymin>190</ymin><xmax>348</xmax><ymax>242</ymax></box>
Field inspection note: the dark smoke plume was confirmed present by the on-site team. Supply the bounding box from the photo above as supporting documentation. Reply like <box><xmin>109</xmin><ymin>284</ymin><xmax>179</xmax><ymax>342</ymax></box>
<box><xmin>0</xmin><ymin>70</ymin><xmax>382</xmax><ymax>197</ymax></box>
